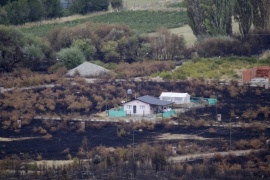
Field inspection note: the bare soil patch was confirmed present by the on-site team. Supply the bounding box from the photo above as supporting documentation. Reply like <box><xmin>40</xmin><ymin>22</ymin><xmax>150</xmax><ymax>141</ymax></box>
<box><xmin>157</xmin><ymin>133</ymin><xmax>210</xmax><ymax>140</ymax></box>
<box><xmin>0</xmin><ymin>136</ymin><xmax>41</xmax><ymax>142</ymax></box>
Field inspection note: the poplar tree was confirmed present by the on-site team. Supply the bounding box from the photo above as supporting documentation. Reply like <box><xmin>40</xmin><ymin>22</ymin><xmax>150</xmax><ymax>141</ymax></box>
<box><xmin>233</xmin><ymin>0</ymin><xmax>253</xmax><ymax>37</ymax></box>
<box><xmin>185</xmin><ymin>0</ymin><xmax>234</xmax><ymax>39</ymax></box>
<box><xmin>251</xmin><ymin>0</ymin><xmax>270</xmax><ymax>30</ymax></box>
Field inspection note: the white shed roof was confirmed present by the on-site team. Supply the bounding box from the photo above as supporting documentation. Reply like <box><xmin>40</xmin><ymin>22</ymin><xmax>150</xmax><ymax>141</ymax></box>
<box><xmin>160</xmin><ymin>92</ymin><xmax>190</xmax><ymax>97</ymax></box>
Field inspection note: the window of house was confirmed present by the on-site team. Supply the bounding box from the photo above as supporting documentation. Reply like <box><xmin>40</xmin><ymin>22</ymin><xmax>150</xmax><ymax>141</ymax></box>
<box><xmin>140</xmin><ymin>105</ymin><xmax>145</xmax><ymax>109</ymax></box>
<box><xmin>127</xmin><ymin>105</ymin><xmax>132</xmax><ymax>109</ymax></box>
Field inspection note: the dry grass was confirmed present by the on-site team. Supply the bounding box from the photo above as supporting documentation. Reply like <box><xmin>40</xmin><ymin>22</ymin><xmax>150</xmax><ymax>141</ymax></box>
<box><xmin>157</xmin><ymin>133</ymin><xmax>210</xmax><ymax>140</ymax></box>
<box><xmin>0</xmin><ymin>136</ymin><xmax>41</xmax><ymax>142</ymax></box>
<box><xmin>15</xmin><ymin>11</ymin><xmax>108</xmax><ymax>29</ymax></box>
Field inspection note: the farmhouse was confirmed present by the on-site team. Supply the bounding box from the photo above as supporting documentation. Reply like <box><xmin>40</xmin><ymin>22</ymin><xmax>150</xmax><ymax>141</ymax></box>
<box><xmin>66</xmin><ymin>62</ymin><xmax>109</xmax><ymax>77</ymax></box>
<box><xmin>123</xmin><ymin>95</ymin><xmax>174</xmax><ymax>116</ymax></box>
<box><xmin>159</xmin><ymin>92</ymin><xmax>190</xmax><ymax>104</ymax></box>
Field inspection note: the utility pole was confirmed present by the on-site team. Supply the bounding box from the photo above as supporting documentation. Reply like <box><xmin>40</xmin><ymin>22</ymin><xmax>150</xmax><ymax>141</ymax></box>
<box><xmin>230</xmin><ymin>118</ymin><xmax>232</xmax><ymax>151</ymax></box>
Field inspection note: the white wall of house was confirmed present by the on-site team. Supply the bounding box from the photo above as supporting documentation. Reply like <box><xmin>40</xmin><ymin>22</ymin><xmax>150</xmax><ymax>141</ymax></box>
<box><xmin>160</xmin><ymin>92</ymin><xmax>190</xmax><ymax>104</ymax></box>
<box><xmin>124</xmin><ymin>100</ymin><xmax>151</xmax><ymax>115</ymax></box>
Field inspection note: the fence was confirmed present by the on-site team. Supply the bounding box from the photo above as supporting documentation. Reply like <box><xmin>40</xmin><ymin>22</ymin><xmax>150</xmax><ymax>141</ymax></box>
<box><xmin>108</xmin><ymin>107</ymin><xmax>126</xmax><ymax>117</ymax></box>
<box><xmin>191</xmin><ymin>97</ymin><xmax>217</xmax><ymax>105</ymax></box>
<box><xmin>162</xmin><ymin>110</ymin><xmax>176</xmax><ymax>118</ymax></box>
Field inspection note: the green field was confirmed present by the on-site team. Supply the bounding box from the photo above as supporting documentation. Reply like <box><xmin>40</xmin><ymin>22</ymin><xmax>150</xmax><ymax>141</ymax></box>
<box><xmin>20</xmin><ymin>10</ymin><xmax>187</xmax><ymax>37</ymax></box>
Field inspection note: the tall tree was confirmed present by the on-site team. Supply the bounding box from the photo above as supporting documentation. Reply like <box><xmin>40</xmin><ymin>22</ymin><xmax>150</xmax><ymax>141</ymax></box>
<box><xmin>185</xmin><ymin>0</ymin><xmax>234</xmax><ymax>38</ymax></box>
<box><xmin>251</xmin><ymin>0</ymin><xmax>270</xmax><ymax>30</ymax></box>
<box><xmin>234</xmin><ymin>0</ymin><xmax>253</xmax><ymax>36</ymax></box>
<box><xmin>4</xmin><ymin>0</ymin><xmax>30</xmax><ymax>25</ymax></box>
<box><xmin>185</xmin><ymin>0</ymin><xmax>207</xmax><ymax>39</ymax></box>
<box><xmin>28</xmin><ymin>0</ymin><xmax>45</xmax><ymax>22</ymax></box>
<box><xmin>42</xmin><ymin>0</ymin><xmax>63</xmax><ymax>19</ymax></box>
<box><xmin>111</xmin><ymin>0</ymin><xmax>123</xmax><ymax>11</ymax></box>
<box><xmin>0</xmin><ymin>7</ymin><xmax>8</xmax><ymax>24</ymax></box>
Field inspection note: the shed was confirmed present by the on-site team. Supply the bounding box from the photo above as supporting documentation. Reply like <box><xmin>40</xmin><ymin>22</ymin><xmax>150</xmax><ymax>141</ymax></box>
<box><xmin>159</xmin><ymin>92</ymin><xmax>190</xmax><ymax>104</ymax></box>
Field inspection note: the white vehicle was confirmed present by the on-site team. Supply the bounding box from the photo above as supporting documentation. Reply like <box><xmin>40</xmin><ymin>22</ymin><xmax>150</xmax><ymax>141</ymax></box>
<box><xmin>250</xmin><ymin>78</ymin><xmax>269</xmax><ymax>87</ymax></box>
<box><xmin>162</xmin><ymin>106</ymin><xmax>172</xmax><ymax>112</ymax></box>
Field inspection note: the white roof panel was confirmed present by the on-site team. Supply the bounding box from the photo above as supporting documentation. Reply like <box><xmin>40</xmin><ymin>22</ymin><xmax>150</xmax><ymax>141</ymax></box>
<box><xmin>160</xmin><ymin>92</ymin><xmax>190</xmax><ymax>98</ymax></box>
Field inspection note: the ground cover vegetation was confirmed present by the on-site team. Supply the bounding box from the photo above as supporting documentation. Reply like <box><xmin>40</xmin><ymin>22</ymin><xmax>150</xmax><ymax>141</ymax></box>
<box><xmin>156</xmin><ymin>56</ymin><xmax>270</xmax><ymax>80</ymax></box>
<box><xmin>20</xmin><ymin>10</ymin><xmax>188</xmax><ymax>37</ymax></box>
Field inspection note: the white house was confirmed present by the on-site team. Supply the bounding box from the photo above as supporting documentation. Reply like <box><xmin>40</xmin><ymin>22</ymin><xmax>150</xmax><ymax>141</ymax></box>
<box><xmin>124</xmin><ymin>95</ymin><xmax>173</xmax><ymax>116</ymax></box>
<box><xmin>159</xmin><ymin>92</ymin><xmax>190</xmax><ymax>104</ymax></box>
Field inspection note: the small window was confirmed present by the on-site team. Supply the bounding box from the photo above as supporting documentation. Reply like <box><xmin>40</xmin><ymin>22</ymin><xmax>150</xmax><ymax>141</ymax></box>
<box><xmin>140</xmin><ymin>105</ymin><xmax>145</xmax><ymax>110</ymax></box>
<box><xmin>127</xmin><ymin>105</ymin><xmax>132</xmax><ymax>110</ymax></box>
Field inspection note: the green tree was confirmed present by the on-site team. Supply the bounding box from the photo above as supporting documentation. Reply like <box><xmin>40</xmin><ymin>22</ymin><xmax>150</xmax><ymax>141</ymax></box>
<box><xmin>234</xmin><ymin>0</ymin><xmax>253</xmax><ymax>36</ymax></box>
<box><xmin>0</xmin><ymin>26</ymin><xmax>27</xmax><ymax>72</ymax></box>
<box><xmin>0</xmin><ymin>7</ymin><xmax>8</xmax><ymax>24</ymax></box>
<box><xmin>251</xmin><ymin>0</ymin><xmax>270</xmax><ymax>30</ymax></box>
<box><xmin>72</xmin><ymin>39</ymin><xmax>96</xmax><ymax>61</ymax></box>
<box><xmin>101</xmin><ymin>41</ymin><xmax>120</xmax><ymax>63</ymax></box>
<box><xmin>0</xmin><ymin>0</ymin><xmax>16</xmax><ymax>6</ymax></box>
<box><xmin>4</xmin><ymin>0</ymin><xmax>30</xmax><ymax>25</ymax></box>
<box><xmin>42</xmin><ymin>0</ymin><xmax>63</xmax><ymax>19</ymax></box>
<box><xmin>28</xmin><ymin>0</ymin><xmax>45</xmax><ymax>22</ymax></box>
<box><xmin>185</xmin><ymin>0</ymin><xmax>234</xmax><ymax>38</ymax></box>
<box><xmin>21</xmin><ymin>36</ymin><xmax>54</xmax><ymax>70</ymax></box>
<box><xmin>111</xmin><ymin>0</ymin><xmax>123</xmax><ymax>11</ymax></box>
<box><xmin>57</xmin><ymin>47</ymin><xmax>85</xmax><ymax>69</ymax></box>
<box><xmin>69</xmin><ymin>0</ymin><xmax>109</xmax><ymax>15</ymax></box>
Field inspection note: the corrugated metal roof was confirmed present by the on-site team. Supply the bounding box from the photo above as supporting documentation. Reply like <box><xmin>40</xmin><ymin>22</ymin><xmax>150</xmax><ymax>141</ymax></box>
<box><xmin>137</xmin><ymin>95</ymin><xmax>173</xmax><ymax>106</ymax></box>
<box><xmin>160</xmin><ymin>92</ymin><xmax>190</xmax><ymax>98</ymax></box>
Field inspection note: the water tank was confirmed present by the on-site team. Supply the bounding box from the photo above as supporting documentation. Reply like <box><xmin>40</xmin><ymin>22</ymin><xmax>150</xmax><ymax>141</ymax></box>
<box><xmin>127</xmin><ymin>89</ymin><xmax>132</xmax><ymax>95</ymax></box>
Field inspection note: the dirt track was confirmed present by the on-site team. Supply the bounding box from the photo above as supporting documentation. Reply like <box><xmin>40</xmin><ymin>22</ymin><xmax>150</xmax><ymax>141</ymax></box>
<box><xmin>168</xmin><ymin>149</ymin><xmax>261</xmax><ymax>163</ymax></box>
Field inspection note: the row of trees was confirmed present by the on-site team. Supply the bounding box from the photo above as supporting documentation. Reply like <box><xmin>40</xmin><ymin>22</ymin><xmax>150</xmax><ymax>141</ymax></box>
<box><xmin>0</xmin><ymin>0</ymin><xmax>123</xmax><ymax>25</ymax></box>
<box><xmin>185</xmin><ymin>0</ymin><xmax>270</xmax><ymax>38</ymax></box>
<box><xmin>0</xmin><ymin>23</ymin><xmax>186</xmax><ymax>72</ymax></box>
<box><xmin>1</xmin><ymin>22</ymin><xmax>270</xmax><ymax>73</ymax></box>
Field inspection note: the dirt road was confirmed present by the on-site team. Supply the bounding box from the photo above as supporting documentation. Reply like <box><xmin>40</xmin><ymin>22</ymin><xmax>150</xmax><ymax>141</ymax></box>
<box><xmin>168</xmin><ymin>149</ymin><xmax>260</xmax><ymax>163</ymax></box>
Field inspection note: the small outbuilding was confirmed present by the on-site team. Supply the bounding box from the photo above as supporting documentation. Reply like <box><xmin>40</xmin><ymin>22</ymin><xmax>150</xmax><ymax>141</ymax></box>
<box><xmin>159</xmin><ymin>92</ymin><xmax>190</xmax><ymax>104</ymax></box>
<box><xmin>123</xmin><ymin>95</ymin><xmax>173</xmax><ymax>116</ymax></box>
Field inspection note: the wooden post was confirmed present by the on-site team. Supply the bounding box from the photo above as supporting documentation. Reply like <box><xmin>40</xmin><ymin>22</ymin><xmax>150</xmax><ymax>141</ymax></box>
<box><xmin>81</xmin><ymin>121</ymin><xmax>85</xmax><ymax>130</ymax></box>
<box><xmin>17</xmin><ymin>120</ymin><xmax>21</xmax><ymax>128</ymax></box>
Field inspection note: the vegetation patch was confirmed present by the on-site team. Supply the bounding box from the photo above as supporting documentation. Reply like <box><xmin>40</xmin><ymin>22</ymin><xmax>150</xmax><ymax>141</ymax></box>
<box><xmin>21</xmin><ymin>10</ymin><xmax>187</xmax><ymax>37</ymax></box>
<box><xmin>156</xmin><ymin>57</ymin><xmax>270</xmax><ymax>80</ymax></box>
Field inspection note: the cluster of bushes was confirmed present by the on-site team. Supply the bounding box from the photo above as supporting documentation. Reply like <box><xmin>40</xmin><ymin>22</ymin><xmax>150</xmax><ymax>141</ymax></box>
<box><xmin>48</xmin><ymin>24</ymin><xmax>186</xmax><ymax>69</ymax></box>
<box><xmin>191</xmin><ymin>29</ymin><xmax>270</xmax><ymax>58</ymax></box>
<box><xmin>114</xmin><ymin>61</ymin><xmax>175</xmax><ymax>78</ymax></box>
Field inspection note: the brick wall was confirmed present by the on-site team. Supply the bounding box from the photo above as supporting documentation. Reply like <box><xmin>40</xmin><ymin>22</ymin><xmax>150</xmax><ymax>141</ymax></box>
<box><xmin>242</xmin><ymin>66</ymin><xmax>270</xmax><ymax>82</ymax></box>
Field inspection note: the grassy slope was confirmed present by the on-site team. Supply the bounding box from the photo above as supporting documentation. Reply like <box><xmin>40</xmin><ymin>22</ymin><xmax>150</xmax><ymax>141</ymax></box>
<box><xmin>20</xmin><ymin>10</ymin><xmax>187</xmax><ymax>37</ymax></box>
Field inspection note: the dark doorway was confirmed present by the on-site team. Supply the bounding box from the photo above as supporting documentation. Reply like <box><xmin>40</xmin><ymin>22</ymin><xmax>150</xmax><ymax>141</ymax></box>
<box><xmin>133</xmin><ymin>105</ymin><xmax>136</xmax><ymax>114</ymax></box>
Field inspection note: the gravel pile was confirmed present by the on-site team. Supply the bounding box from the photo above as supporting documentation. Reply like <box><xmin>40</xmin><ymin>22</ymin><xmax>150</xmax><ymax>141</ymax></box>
<box><xmin>66</xmin><ymin>62</ymin><xmax>109</xmax><ymax>77</ymax></box>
